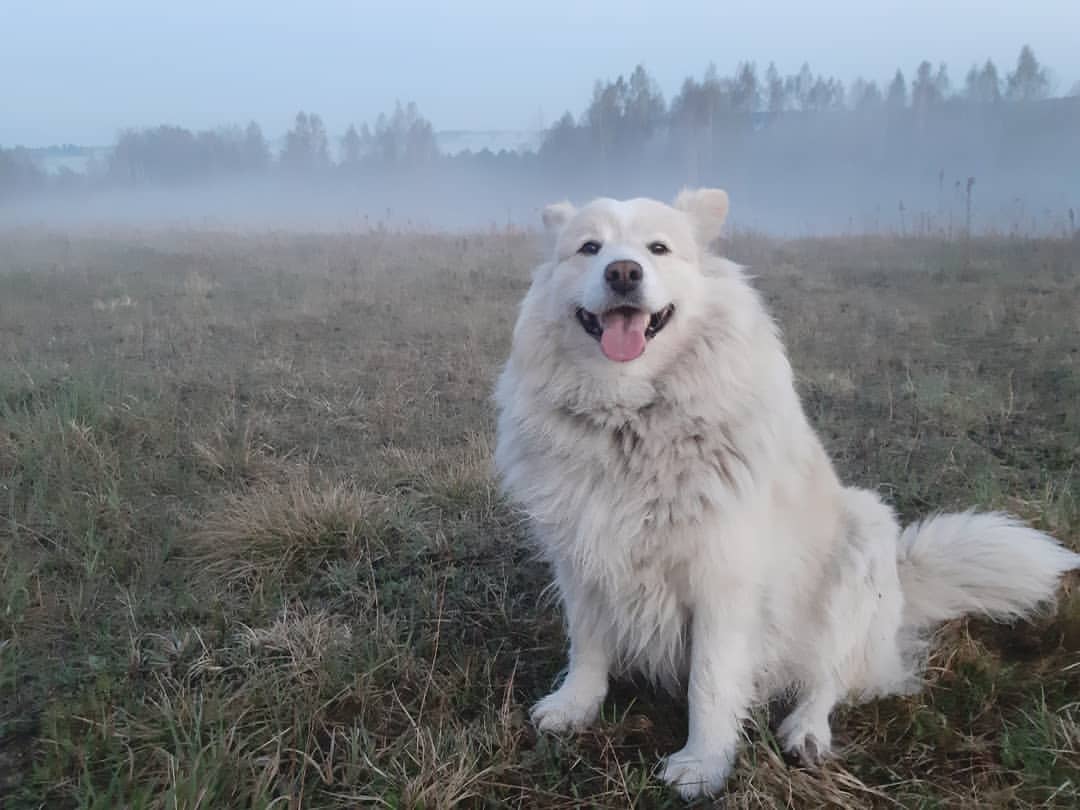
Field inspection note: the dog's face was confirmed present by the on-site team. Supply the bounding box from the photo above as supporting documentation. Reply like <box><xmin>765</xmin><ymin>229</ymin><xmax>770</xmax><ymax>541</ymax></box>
<box><xmin>533</xmin><ymin>189</ymin><xmax>729</xmax><ymax>368</ymax></box>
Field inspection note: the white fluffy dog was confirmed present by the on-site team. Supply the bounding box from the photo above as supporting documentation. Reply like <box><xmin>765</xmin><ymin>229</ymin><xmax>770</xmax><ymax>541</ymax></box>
<box><xmin>493</xmin><ymin>188</ymin><xmax>1080</xmax><ymax>799</ymax></box>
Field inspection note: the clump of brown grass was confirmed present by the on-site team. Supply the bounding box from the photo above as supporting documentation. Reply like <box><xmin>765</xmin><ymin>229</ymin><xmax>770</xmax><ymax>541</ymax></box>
<box><xmin>129</xmin><ymin>606</ymin><xmax>356</xmax><ymax>692</ymax></box>
<box><xmin>723</xmin><ymin>720</ymin><xmax>906</xmax><ymax>809</ymax></box>
<box><xmin>42</xmin><ymin>607</ymin><xmax>363</xmax><ymax>808</ymax></box>
<box><xmin>0</xmin><ymin>429</ymin><xmax>16</xmax><ymax>477</ymax></box>
<box><xmin>339</xmin><ymin>725</ymin><xmax>499</xmax><ymax>810</ymax></box>
<box><xmin>190</xmin><ymin>477</ymin><xmax>392</xmax><ymax>589</ymax></box>
<box><xmin>381</xmin><ymin>433</ymin><xmax>498</xmax><ymax>516</ymax></box>
<box><xmin>191</xmin><ymin>403</ymin><xmax>278</xmax><ymax>483</ymax></box>
<box><xmin>232</xmin><ymin>604</ymin><xmax>353</xmax><ymax>688</ymax></box>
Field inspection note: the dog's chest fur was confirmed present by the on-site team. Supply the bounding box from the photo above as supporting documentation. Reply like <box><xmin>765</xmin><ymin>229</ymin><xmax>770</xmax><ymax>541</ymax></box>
<box><xmin>507</xmin><ymin>396</ymin><xmax>754</xmax><ymax>681</ymax></box>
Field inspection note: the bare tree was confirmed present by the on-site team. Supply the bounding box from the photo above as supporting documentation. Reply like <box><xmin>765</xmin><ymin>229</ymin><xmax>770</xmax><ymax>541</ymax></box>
<box><xmin>849</xmin><ymin>78</ymin><xmax>883</xmax><ymax>112</ymax></box>
<box><xmin>807</xmin><ymin>76</ymin><xmax>845</xmax><ymax>111</ymax></box>
<box><xmin>787</xmin><ymin>63</ymin><xmax>815</xmax><ymax>111</ymax></box>
<box><xmin>731</xmin><ymin>62</ymin><xmax>761</xmax><ymax>114</ymax></box>
<box><xmin>912</xmin><ymin>61</ymin><xmax>947</xmax><ymax>113</ymax></box>
<box><xmin>340</xmin><ymin>124</ymin><xmax>362</xmax><ymax>165</ymax></box>
<box><xmin>243</xmin><ymin>122</ymin><xmax>270</xmax><ymax>171</ymax></box>
<box><xmin>539</xmin><ymin>111</ymin><xmax>585</xmax><ymax>163</ymax></box>
<box><xmin>0</xmin><ymin>146</ymin><xmax>45</xmax><ymax>199</ymax></box>
<box><xmin>307</xmin><ymin>114</ymin><xmax>331</xmax><ymax>167</ymax></box>
<box><xmin>369</xmin><ymin>101</ymin><xmax>438</xmax><ymax>166</ymax></box>
<box><xmin>886</xmin><ymin>70</ymin><xmax>908</xmax><ymax>110</ymax></box>
<box><xmin>934</xmin><ymin>63</ymin><xmax>951</xmax><ymax>100</ymax></box>
<box><xmin>585</xmin><ymin>76</ymin><xmax>627</xmax><ymax>158</ymax></box>
<box><xmin>765</xmin><ymin>62</ymin><xmax>787</xmax><ymax>113</ymax></box>
<box><xmin>281</xmin><ymin>112</ymin><xmax>331</xmax><ymax>172</ymax></box>
<box><xmin>1006</xmin><ymin>45</ymin><xmax>1050</xmax><ymax>102</ymax></box>
<box><xmin>964</xmin><ymin>60</ymin><xmax>1002</xmax><ymax>104</ymax></box>
<box><xmin>625</xmin><ymin>65</ymin><xmax>666</xmax><ymax>141</ymax></box>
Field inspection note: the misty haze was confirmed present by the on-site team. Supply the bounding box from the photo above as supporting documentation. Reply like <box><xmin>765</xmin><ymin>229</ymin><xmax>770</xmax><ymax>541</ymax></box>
<box><xmin>2</xmin><ymin>3</ymin><xmax>1080</xmax><ymax>808</ymax></box>
<box><xmin>3</xmin><ymin>38</ymin><xmax>1080</xmax><ymax>233</ymax></box>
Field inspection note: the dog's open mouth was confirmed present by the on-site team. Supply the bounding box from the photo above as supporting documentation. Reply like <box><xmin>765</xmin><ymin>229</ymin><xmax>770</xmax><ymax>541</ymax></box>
<box><xmin>575</xmin><ymin>304</ymin><xmax>674</xmax><ymax>362</ymax></box>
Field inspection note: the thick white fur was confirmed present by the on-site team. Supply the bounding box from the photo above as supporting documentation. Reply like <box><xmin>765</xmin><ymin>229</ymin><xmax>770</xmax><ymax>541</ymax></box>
<box><xmin>494</xmin><ymin>190</ymin><xmax>1080</xmax><ymax>799</ymax></box>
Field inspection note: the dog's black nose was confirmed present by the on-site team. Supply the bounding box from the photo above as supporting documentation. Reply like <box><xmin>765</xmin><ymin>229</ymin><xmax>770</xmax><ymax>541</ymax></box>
<box><xmin>604</xmin><ymin>260</ymin><xmax>643</xmax><ymax>295</ymax></box>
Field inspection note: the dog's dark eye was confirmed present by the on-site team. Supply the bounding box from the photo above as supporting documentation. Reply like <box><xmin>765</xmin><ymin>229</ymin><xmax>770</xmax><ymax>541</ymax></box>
<box><xmin>578</xmin><ymin>240</ymin><xmax>602</xmax><ymax>256</ymax></box>
<box><xmin>648</xmin><ymin>241</ymin><xmax>670</xmax><ymax>256</ymax></box>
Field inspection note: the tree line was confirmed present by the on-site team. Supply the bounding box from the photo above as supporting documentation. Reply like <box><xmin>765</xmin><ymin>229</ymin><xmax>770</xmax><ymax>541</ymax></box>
<box><xmin>539</xmin><ymin>46</ymin><xmax>1064</xmax><ymax>164</ymax></box>
<box><xmin>2</xmin><ymin>44</ymin><xmax>1078</xmax><ymax>215</ymax></box>
<box><xmin>0</xmin><ymin>99</ymin><xmax>447</xmax><ymax>199</ymax></box>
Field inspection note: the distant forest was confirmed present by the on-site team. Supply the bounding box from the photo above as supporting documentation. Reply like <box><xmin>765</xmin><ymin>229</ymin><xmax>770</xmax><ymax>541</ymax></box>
<box><xmin>3</xmin><ymin>46</ymin><xmax>1079</xmax><ymax>233</ymax></box>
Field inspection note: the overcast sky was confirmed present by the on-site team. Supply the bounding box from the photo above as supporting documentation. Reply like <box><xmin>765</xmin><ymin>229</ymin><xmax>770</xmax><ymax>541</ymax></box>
<box><xmin>4</xmin><ymin>0</ymin><xmax>1078</xmax><ymax>147</ymax></box>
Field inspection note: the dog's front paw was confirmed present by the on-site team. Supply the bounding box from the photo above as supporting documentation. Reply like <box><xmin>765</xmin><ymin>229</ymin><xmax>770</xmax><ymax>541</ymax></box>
<box><xmin>777</xmin><ymin>710</ymin><xmax>833</xmax><ymax>765</ymax></box>
<box><xmin>660</xmin><ymin>745</ymin><xmax>733</xmax><ymax>799</ymax></box>
<box><xmin>530</xmin><ymin>687</ymin><xmax>602</xmax><ymax>734</ymax></box>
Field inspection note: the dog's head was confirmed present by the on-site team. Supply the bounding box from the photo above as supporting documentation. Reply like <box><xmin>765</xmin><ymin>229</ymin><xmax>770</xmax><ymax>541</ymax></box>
<box><xmin>528</xmin><ymin>189</ymin><xmax>729</xmax><ymax>368</ymax></box>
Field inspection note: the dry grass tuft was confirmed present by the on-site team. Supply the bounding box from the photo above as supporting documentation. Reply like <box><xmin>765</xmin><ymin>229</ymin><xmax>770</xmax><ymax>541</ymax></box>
<box><xmin>191</xmin><ymin>403</ymin><xmax>278</xmax><ymax>483</ymax></box>
<box><xmin>381</xmin><ymin>432</ymin><xmax>500</xmax><ymax>519</ymax></box>
<box><xmin>232</xmin><ymin>604</ymin><xmax>354</xmax><ymax>687</ymax></box>
<box><xmin>0</xmin><ymin>429</ymin><xmax>16</xmax><ymax>478</ymax></box>
<box><xmin>190</xmin><ymin>477</ymin><xmax>392</xmax><ymax>589</ymax></box>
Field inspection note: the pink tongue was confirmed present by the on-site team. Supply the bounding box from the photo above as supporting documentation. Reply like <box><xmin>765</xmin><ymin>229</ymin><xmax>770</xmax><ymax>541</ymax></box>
<box><xmin>599</xmin><ymin>309</ymin><xmax>649</xmax><ymax>362</ymax></box>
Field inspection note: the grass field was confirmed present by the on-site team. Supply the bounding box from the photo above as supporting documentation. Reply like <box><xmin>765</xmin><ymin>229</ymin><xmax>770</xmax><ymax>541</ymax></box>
<box><xmin>1</xmin><ymin>226</ymin><xmax>1078</xmax><ymax>808</ymax></box>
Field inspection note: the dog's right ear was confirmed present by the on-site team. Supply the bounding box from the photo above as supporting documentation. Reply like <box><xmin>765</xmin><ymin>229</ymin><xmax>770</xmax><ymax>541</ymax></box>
<box><xmin>541</xmin><ymin>201</ymin><xmax>575</xmax><ymax>236</ymax></box>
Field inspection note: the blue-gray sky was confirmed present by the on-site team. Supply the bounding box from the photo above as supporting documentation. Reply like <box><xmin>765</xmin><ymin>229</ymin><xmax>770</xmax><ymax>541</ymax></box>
<box><xmin>4</xmin><ymin>0</ymin><xmax>1078</xmax><ymax>147</ymax></box>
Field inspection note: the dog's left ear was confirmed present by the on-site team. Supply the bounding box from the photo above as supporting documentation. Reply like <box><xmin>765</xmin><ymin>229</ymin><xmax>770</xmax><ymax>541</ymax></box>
<box><xmin>541</xmin><ymin>201</ymin><xmax>576</xmax><ymax>236</ymax></box>
<box><xmin>674</xmin><ymin>188</ymin><xmax>729</xmax><ymax>245</ymax></box>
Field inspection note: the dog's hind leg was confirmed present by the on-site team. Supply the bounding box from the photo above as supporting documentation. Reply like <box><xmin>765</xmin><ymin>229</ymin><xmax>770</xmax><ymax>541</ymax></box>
<box><xmin>774</xmin><ymin>487</ymin><xmax>907</xmax><ymax>762</ymax></box>
<box><xmin>777</xmin><ymin>675</ymin><xmax>839</xmax><ymax>763</ymax></box>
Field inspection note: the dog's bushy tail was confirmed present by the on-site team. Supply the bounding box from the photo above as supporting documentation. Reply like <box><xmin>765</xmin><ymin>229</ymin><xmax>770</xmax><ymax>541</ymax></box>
<box><xmin>897</xmin><ymin>511</ymin><xmax>1079</xmax><ymax>629</ymax></box>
